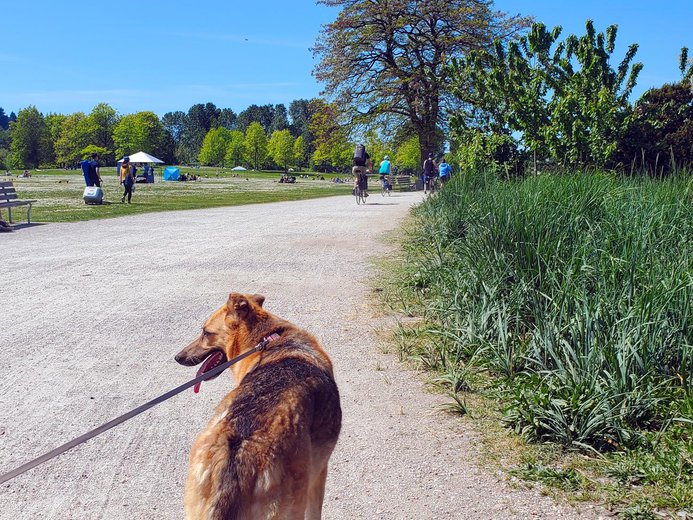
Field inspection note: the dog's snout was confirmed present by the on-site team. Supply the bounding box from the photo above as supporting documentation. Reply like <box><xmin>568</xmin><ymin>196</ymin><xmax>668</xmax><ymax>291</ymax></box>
<box><xmin>175</xmin><ymin>351</ymin><xmax>196</xmax><ymax>366</ymax></box>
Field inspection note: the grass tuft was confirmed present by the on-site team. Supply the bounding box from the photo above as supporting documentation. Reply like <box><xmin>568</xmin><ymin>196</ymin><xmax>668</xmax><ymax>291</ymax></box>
<box><xmin>382</xmin><ymin>170</ymin><xmax>693</xmax><ymax>517</ymax></box>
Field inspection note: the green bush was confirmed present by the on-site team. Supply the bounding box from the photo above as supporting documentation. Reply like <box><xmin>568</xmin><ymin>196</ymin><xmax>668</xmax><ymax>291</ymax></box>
<box><xmin>395</xmin><ymin>171</ymin><xmax>692</xmax><ymax>450</ymax></box>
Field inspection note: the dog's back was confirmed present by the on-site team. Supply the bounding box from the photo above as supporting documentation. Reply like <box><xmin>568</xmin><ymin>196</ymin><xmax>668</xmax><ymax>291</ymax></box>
<box><xmin>183</xmin><ymin>326</ymin><xmax>341</xmax><ymax>520</ymax></box>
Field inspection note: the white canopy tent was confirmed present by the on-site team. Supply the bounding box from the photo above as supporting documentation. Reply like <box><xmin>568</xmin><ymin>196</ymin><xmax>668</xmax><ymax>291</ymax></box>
<box><xmin>122</xmin><ymin>151</ymin><xmax>164</xmax><ymax>164</ymax></box>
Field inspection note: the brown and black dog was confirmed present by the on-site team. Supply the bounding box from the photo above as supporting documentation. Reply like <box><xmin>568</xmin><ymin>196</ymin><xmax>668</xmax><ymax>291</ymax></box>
<box><xmin>175</xmin><ymin>292</ymin><xmax>342</xmax><ymax>520</ymax></box>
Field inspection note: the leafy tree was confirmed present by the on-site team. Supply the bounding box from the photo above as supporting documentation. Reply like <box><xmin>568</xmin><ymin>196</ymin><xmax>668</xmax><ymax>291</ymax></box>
<box><xmin>309</xmin><ymin>100</ymin><xmax>352</xmax><ymax>171</ymax></box>
<box><xmin>270</xmin><ymin>104</ymin><xmax>289</xmax><ymax>133</ymax></box>
<box><xmin>88</xmin><ymin>103</ymin><xmax>118</xmax><ymax>164</ymax></box>
<box><xmin>363</xmin><ymin>128</ymin><xmax>388</xmax><ymax>166</ymax></box>
<box><xmin>394</xmin><ymin>135</ymin><xmax>421</xmax><ymax>174</ymax></box>
<box><xmin>55</xmin><ymin>112</ymin><xmax>99</xmax><ymax>166</ymax></box>
<box><xmin>0</xmin><ymin>148</ymin><xmax>9</xmax><ymax>170</ymax></box>
<box><xmin>198</xmin><ymin>127</ymin><xmax>232</xmax><ymax>166</ymax></box>
<box><xmin>162</xmin><ymin>110</ymin><xmax>186</xmax><ymax>162</ymax></box>
<box><xmin>224</xmin><ymin>130</ymin><xmax>246</xmax><ymax>167</ymax></box>
<box><xmin>268</xmin><ymin>129</ymin><xmax>295</xmax><ymax>172</ymax></box>
<box><xmin>288</xmin><ymin>99</ymin><xmax>317</xmax><ymax>160</ymax></box>
<box><xmin>288</xmin><ymin>99</ymin><xmax>312</xmax><ymax>136</ymax></box>
<box><xmin>313</xmin><ymin>0</ymin><xmax>529</xmax><ymax>162</ymax></box>
<box><xmin>618</xmin><ymin>48</ymin><xmax>693</xmax><ymax>173</ymax></box>
<box><xmin>236</xmin><ymin>104</ymin><xmax>274</xmax><ymax>133</ymax></box>
<box><xmin>0</xmin><ymin>128</ymin><xmax>10</xmax><ymax>150</ymax></box>
<box><xmin>162</xmin><ymin>111</ymin><xmax>186</xmax><ymax>142</ymax></box>
<box><xmin>113</xmin><ymin>111</ymin><xmax>166</xmax><ymax>159</ymax></box>
<box><xmin>218</xmin><ymin>108</ymin><xmax>237</xmax><ymax>129</ymax></box>
<box><xmin>292</xmin><ymin>135</ymin><xmax>307</xmax><ymax>169</ymax></box>
<box><xmin>44</xmin><ymin>113</ymin><xmax>67</xmax><ymax>165</ymax></box>
<box><xmin>81</xmin><ymin>145</ymin><xmax>109</xmax><ymax>161</ymax></box>
<box><xmin>9</xmin><ymin>106</ymin><xmax>51</xmax><ymax>168</ymax></box>
<box><xmin>244</xmin><ymin>122</ymin><xmax>268</xmax><ymax>170</ymax></box>
<box><xmin>0</xmin><ymin>107</ymin><xmax>9</xmax><ymax>130</ymax></box>
<box><xmin>449</xmin><ymin>20</ymin><xmax>642</xmax><ymax>169</ymax></box>
<box><xmin>178</xmin><ymin>103</ymin><xmax>221</xmax><ymax>163</ymax></box>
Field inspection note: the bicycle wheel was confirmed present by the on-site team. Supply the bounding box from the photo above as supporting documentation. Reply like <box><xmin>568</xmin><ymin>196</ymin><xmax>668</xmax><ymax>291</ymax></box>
<box><xmin>355</xmin><ymin>188</ymin><xmax>363</xmax><ymax>205</ymax></box>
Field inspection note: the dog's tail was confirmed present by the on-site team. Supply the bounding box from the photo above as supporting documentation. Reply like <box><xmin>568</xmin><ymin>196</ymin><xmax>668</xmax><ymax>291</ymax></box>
<box><xmin>207</xmin><ymin>440</ymin><xmax>251</xmax><ymax>520</ymax></box>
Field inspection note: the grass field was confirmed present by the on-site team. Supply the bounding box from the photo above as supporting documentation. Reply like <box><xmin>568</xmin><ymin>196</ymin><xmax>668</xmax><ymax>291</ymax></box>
<box><xmin>2</xmin><ymin>167</ymin><xmax>353</xmax><ymax>223</ymax></box>
<box><xmin>382</xmin><ymin>171</ymin><xmax>692</xmax><ymax>518</ymax></box>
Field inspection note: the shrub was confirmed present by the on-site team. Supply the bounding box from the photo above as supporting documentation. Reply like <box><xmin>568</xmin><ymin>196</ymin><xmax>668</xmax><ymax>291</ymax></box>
<box><xmin>395</xmin><ymin>171</ymin><xmax>692</xmax><ymax>451</ymax></box>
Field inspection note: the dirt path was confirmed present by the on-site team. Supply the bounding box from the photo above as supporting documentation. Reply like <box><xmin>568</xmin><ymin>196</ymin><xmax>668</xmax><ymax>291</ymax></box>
<box><xmin>0</xmin><ymin>193</ymin><xmax>605</xmax><ymax>519</ymax></box>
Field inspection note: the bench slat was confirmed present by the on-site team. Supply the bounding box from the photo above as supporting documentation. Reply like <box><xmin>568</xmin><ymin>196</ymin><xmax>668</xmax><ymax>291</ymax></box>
<box><xmin>0</xmin><ymin>180</ymin><xmax>35</xmax><ymax>226</ymax></box>
<box><xmin>385</xmin><ymin>174</ymin><xmax>412</xmax><ymax>191</ymax></box>
<box><xmin>0</xmin><ymin>200</ymin><xmax>35</xmax><ymax>207</ymax></box>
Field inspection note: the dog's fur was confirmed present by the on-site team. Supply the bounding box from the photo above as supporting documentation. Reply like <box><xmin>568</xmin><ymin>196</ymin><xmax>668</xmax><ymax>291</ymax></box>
<box><xmin>175</xmin><ymin>293</ymin><xmax>342</xmax><ymax>520</ymax></box>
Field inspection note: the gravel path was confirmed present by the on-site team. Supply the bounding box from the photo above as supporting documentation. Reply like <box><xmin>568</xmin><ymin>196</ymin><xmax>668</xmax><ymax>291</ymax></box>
<box><xmin>0</xmin><ymin>192</ymin><xmax>606</xmax><ymax>519</ymax></box>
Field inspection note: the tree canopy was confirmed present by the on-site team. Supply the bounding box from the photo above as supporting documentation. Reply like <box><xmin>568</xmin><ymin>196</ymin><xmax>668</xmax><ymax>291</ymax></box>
<box><xmin>9</xmin><ymin>106</ymin><xmax>51</xmax><ymax>168</ymax></box>
<box><xmin>313</xmin><ymin>0</ymin><xmax>530</xmax><ymax>161</ymax></box>
<box><xmin>268</xmin><ymin>129</ymin><xmax>295</xmax><ymax>172</ymax></box>
<box><xmin>244</xmin><ymin>122</ymin><xmax>268</xmax><ymax>170</ymax></box>
<box><xmin>113</xmin><ymin>111</ymin><xmax>167</xmax><ymax>159</ymax></box>
<box><xmin>448</xmin><ymin>20</ymin><xmax>643</xmax><ymax>169</ymax></box>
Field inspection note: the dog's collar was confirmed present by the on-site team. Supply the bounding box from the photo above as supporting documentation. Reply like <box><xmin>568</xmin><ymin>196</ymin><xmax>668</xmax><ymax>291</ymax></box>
<box><xmin>257</xmin><ymin>332</ymin><xmax>281</xmax><ymax>351</ymax></box>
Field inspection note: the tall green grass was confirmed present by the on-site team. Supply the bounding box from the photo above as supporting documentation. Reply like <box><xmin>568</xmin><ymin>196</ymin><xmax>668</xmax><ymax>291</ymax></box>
<box><xmin>394</xmin><ymin>171</ymin><xmax>692</xmax><ymax>451</ymax></box>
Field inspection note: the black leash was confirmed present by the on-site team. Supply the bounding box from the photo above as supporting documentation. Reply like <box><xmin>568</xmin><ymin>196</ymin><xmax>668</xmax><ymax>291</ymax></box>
<box><xmin>0</xmin><ymin>335</ymin><xmax>278</xmax><ymax>485</ymax></box>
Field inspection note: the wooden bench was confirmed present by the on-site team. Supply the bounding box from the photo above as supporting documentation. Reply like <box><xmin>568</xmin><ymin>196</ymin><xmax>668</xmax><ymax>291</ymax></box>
<box><xmin>385</xmin><ymin>174</ymin><xmax>413</xmax><ymax>191</ymax></box>
<box><xmin>0</xmin><ymin>181</ymin><xmax>37</xmax><ymax>224</ymax></box>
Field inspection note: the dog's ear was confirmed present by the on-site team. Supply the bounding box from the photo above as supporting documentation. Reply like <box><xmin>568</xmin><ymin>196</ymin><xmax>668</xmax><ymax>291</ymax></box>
<box><xmin>250</xmin><ymin>294</ymin><xmax>265</xmax><ymax>307</ymax></box>
<box><xmin>227</xmin><ymin>293</ymin><xmax>254</xmax><ymax>320</ymax></box>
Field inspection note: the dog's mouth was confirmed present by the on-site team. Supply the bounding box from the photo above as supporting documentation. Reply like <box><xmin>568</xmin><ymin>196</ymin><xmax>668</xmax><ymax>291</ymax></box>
<box><xmin>193</xmin><ymin>350</ymin><xmax>228</xmax><ymax>393</ymax></box>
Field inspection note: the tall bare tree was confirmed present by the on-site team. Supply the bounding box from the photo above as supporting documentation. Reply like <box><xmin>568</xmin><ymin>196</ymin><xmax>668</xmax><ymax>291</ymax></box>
<box><xmin>313</xmin><ymin>0</ymin><xmax>530</xmax><ymax>160</ymax></box>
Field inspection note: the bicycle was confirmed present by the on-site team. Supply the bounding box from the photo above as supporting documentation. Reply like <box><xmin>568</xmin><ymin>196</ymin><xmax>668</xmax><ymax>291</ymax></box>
<box><xmin>423</xmin><ymin>175</ymin><xmax>439</xmax><ymax>195</ymax></box>
<box><xmin>354</xmin><ymin>186</ymin><xmax>367</xmax><ymax>205</ymax></box>
<box><xmin>381</xmin><ymin>177</ymin><xmax>392</xmax><ymax>197</ymax></box>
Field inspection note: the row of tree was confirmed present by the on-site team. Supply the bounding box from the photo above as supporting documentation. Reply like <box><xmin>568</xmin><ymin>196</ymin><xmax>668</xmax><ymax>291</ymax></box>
<box><xmin>0</xmin><ymin>100</ymin><xmax>317</xmax><ymax>170</ymax></box>
<box><xmin>0</xmin><ymin>96</ymin><xmax>427</xmax><ymax>174</ymax></box>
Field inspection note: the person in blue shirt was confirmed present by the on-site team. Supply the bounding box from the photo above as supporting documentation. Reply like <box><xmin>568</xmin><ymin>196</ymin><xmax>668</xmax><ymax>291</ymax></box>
<box><xmin>379</xmin><ymin>155</ymin><xmax>391</xmax><ymax>189</ymax></box>
<box><xmin>439</xmin><ymin>156</ymin><xmax>453</xmax><ymax>184</ymax></box>
<box><xmin>80</xmin><ymin>153</ymin><xmax>101</xmax><ymax>187</ymax></box>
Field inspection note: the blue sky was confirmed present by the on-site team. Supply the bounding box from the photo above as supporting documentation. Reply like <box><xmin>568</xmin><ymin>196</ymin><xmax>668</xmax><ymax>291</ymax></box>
<box><xmin>1</xmin><ymin>1</ymin><xmax>691</xmax><ymax>117</ymax></box>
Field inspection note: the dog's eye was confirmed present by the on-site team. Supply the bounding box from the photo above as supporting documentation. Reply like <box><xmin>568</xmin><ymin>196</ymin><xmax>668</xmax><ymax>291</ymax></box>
<box><xmin>203</xmin><ymin>330</ymin><xmax>210</xmax><ymax>338</ymax></box>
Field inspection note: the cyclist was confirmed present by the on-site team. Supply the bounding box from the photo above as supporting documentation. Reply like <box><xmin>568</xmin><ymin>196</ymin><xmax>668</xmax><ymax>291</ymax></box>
<box><xmin>352</xmin><ymin>143</ymin><xmax>370</xmax><ymax>197</ymax></box>
<box><xmin>378</xmin><ymin>154</ymin><xmax>391</xmax><ymax>187</ymax></box>
<box><xmin>422</xmin><ymin>154</ymin><xmax>436</xmax><ymax>194</ymax></box>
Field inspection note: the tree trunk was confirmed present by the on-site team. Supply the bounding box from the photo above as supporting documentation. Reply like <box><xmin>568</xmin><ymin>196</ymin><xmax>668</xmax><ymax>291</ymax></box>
<box><xmin>417</xmin><ymin>121</ymin><xmax>438</xmax><ymax>172</ymax></box>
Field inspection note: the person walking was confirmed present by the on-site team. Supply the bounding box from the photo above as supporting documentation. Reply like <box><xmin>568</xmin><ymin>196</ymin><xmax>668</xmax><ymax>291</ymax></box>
<box><xmin>422</xmin><ymin>154</ymin><xmax>436</xmax><ymax>193</ymax></box>
<box><xmin>80</xmin><ymin>153</ymin><xmax>101</xmax><ymax>187</ymax></box>
<box><xmin>439</xmin><ymin>156</ymin><xmax>453</xmax><ymax>185</ymax></box>
<box><xmin>120</xmin><ymin>156</ymin><xmax>135</xmax><ymax>203</ymax></box>
<box><xmin>89</xmin><ymin>153</ymin><xmax>102</xmax><ymax>187</ymax></box>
